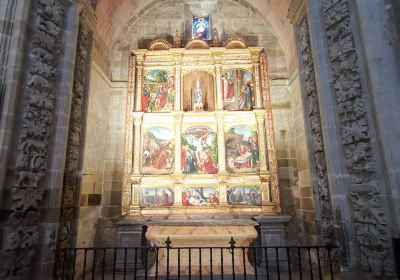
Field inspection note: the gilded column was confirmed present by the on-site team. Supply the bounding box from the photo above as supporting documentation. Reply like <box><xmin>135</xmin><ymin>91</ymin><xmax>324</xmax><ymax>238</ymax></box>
<box><xmin>133</xmin><ymin>112</ymin><xmax>143</xmax><ymax>174</ymax></box>
<box><xmin>174</xmin><ymin>54</ymin><xmax>182</xmax><ymax>110</ymax></box>
<box><xmin>173</xmin><ymin>178</ymin><xmax>183</xmax><ymax>206</ymax></box>
<box><xmin>174</xmin><ymin>112</ymin><xmax>183</xmax><ymax>174</ymax></box>
<box><xmin>252</xmin><ymin>53</ymin><xmax>262</xmax><ymax>109</ymax></box>
<box><xmin>121</xmin><ymin>53</ymin><xmax>136</xmax><ymax>214</ymax></box>
<box><xmin>260</xmin><ymin>51</ymin><xmax>280</xmax><ymax>212</ymax></box>
<box><xmin>135</xmin><ymin>53</ymin><xmax>145</xmax><ymax>111</ymax></box>
<box><xmin>216</xmin><ymin>111</ymin><xmax>226</xmax><ymax>174</ymax></box>
<box><xmin>214</xmin><ymin>52</ymin><xmax>223</xmax><ymax>110</ymax></box>
<box><xmin>255</xmin><ymin>109</ymin><xmax>268</xmax><ymax>172</ymax></box>
<box><xmin>218</xmin><ymin>177</ymin><xmax>228</xmax><ymax>205</ymax></box>
<box><xmin>260</xmin><ymin>174</ymin><xmax>271</xmax><ymax>206</ymax></box>
<box><xmin>130</xmin><ymin>178</ymin><xmax>141</xmax><ymax>213</ymax></box>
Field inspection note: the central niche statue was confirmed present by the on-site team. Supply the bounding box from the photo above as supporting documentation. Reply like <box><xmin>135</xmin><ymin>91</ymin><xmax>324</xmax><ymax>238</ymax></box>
<box><xmin>193</xmin><ymin>80</ymin><xmax>203</xmax><ymax>111</ymax></box>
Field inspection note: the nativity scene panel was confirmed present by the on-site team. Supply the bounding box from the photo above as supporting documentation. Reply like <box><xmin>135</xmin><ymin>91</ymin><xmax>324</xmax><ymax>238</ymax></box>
<box><xmin>225</xmin><ymin>126</ymin><xmax>259</xmax><ymax>173</ymax></box>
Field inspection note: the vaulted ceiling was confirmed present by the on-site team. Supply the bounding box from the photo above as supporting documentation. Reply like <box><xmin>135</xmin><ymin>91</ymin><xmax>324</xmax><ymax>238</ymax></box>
<box><xmin>94</xmin><ymin>0</ymin><xmax>296</xmax><ymax>80</ymax></box>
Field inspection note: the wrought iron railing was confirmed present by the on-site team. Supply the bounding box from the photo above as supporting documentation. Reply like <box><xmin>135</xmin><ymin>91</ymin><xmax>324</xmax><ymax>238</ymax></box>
<box><xmin>55</xmin><ymin>238</ymin><xmax>339</xmax><ymax>280</ymax></box>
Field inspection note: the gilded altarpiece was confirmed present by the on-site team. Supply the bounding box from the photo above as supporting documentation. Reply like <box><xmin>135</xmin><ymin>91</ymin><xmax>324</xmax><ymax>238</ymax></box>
<box><xmin>122</xmin><ymin>45</ymin><xmax>279</xmax><ymax>218</ymax></box>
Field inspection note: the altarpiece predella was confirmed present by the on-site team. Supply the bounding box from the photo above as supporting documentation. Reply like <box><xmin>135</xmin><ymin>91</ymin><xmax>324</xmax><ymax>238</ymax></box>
<box><xmin>122</xmin><ymin>38</ymin><xmax>280</xmax><ymax>219</ymax></box>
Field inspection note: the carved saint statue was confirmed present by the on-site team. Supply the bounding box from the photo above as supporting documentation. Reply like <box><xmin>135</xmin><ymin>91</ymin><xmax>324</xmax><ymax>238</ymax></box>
<box><xmin>174</xmin><ymin>29</ymin><xmax>181</xmax><ymax>48</ymax></box>
<box><xmin>193</xmin><ymin>80</ymin><xmax>203</xmax><ymax>111</ymax></box>
<box><xmin>212</xmin><ymin>28</ymin><xmax>221</xmax><ymax>47</ymax></box>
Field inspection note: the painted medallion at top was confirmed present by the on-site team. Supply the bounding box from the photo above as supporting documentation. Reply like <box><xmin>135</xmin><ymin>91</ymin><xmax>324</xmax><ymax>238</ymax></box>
<box><xmin>142</xmin><ymin>69</ymin><xmax>175</xmax><ymax>112</ymax></box>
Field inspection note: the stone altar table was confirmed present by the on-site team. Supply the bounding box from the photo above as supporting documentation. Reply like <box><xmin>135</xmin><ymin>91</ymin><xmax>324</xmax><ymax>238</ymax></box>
<box><xmin>145</xmin><ymin>219</ymin><xmax>258</xmax><ymax>275</ymax></box>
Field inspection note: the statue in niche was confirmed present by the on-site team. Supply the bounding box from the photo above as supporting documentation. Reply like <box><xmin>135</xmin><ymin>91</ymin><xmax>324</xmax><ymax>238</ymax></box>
<box><xmin>212</xmin><ymin>28</ymin><xmax>221</xmax><ymax>47</ymax></box>
<box><xmin>193</xmin><ymin>80</ymin><xmax>204</xmax><ymax>111</ymax></box>
<box><xmin>174</xmin><ymin>29</ymin><xmax>181</xmax><ymax>48</ymax></box>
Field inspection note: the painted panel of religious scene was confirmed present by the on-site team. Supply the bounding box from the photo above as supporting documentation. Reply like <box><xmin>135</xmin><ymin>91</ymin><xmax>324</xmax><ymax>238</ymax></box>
<box><xmin>225</xmin><ymin>126</ymin><xmax>259</xmax><ymax>173</ymax></box>
<box><xmin>142</xmin><ymin>127</ymin><xmax>174</xmax><ymax>174</ymax></box>
<box><xmin>182</xmin><ymin>187</ymin><xmax>219</xmax><ymax>206</ymax></box>
<box><xmin>182</xmin><ymin>126</ymin><xmax>218</xmax><ymax>174</ymax></box>
<box><xmin>222</xmin><ymin>69</ymin><xmax>254</xmax><ymax>111</ymax></box>
<box><xmin>142</xmin><ymin>69</ymin><xmax>175</xmax><ymax>112</ymax></box>
<box><xmin>140</xmin><ymin>188</ymin><xmax>174</xmax><ymax>207</ymax></box>
<box><xmin>183</xmin><ymin>71</ymin><xmax>215</xmax><ymax>112</ymax></box>
<box><xmin>227</xmin><ymin>187</ymin><xmax>262</xmax><ymax>206</ymax></box>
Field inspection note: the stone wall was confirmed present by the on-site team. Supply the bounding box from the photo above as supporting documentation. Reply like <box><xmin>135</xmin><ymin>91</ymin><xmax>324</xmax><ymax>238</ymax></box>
<box><xmin>270</xmin><ymin>75</ymin><xmax>316</xmax><ymax>245</ymax></box>
<box><xmin>111</xmin><ymin>0</ymin><xmax>287</xmax><ymax>81</ymax></box>
<box><xmin>76</xmin><ymin>63</ymin><xmax>110</xmax><ymax>248</ymax></box>
<box><xmin>288</xmin><ymin>73</ymin><xmax>317</xmax><ymax>243</ymax></box>
<box><xmin>101</xmin><ymin>82</ymin><xmax>127</xmax><ymax>219</ymax></box>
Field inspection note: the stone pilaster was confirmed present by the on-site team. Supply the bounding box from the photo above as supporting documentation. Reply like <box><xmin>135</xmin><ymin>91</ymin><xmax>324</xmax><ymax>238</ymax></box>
<box><xmin>307</xmin><ymin>0</ymin><xmax>395</xmax><ymax>277</ymax></box>
<box><xmin>296</xmin><ymin>16</ymin><xmax>335</xmax><ymax>246</ymax></box>
<box><xmin>54</xmin><ymin>0</ymin><xmax>96</xmax><ymax>278</ymax></box>
<box><xmin>0</xmin><ymin>0</ymin><xmax>81</xmax><ymax>279</ymax></box>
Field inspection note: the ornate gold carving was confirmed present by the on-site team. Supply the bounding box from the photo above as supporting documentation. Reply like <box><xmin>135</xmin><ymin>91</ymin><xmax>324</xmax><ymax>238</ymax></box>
<box><xmin>185</xmin><ymin>39</ymin><xmax>210</xmax><ymax>50</ymax></box>
<box><xmin>123</xmin><ymin>46</ymin><xmax>278</xmax><ymax>217</ymax></box>
<box><xmin>122</xmin><ymin>54</ymin><xmax>136</xmax><ymax>214</ymax></box>
<box><xmin>224</xmin><ymin>35</ymin><xmax>247</xmax><ymax>49</ymax></box>
<box><xmin>260</xmin><ymin>50</ymin><xmax>280</xmax><ymax>212</ymax></box>
<box><xmin>148</xmin><ymin>39</ymin><xmax>172</xmax><ymax>51</ymax></box>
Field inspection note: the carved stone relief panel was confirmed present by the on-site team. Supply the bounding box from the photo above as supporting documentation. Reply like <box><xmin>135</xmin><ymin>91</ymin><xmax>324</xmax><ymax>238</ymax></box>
<box><xmin>0</xmin><ymin>0</ymin><xmax>67</xmax><ymax>278</ymax></box>
<box><xmin>321</xmin><ymin>0</ymin><xmax>393</xmax><ymax>277</ymax></box>
<box><xmin>298</xmin><ymin>17</ymin><xmax>335</xmax><ymax>245</ymax></box>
